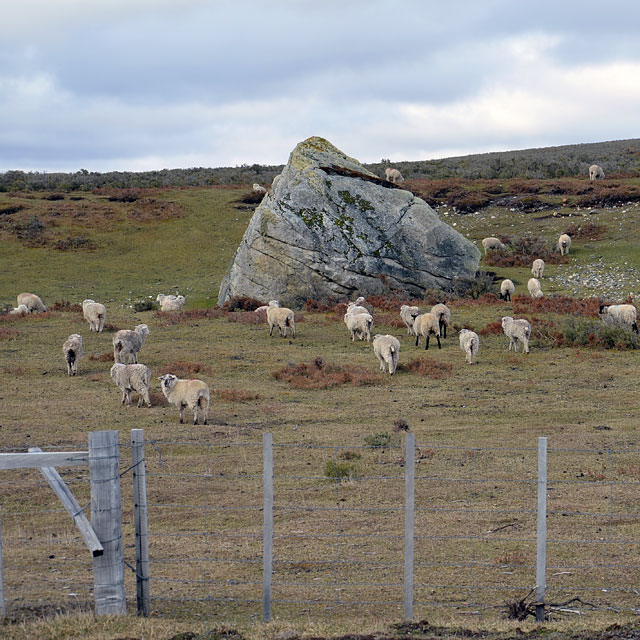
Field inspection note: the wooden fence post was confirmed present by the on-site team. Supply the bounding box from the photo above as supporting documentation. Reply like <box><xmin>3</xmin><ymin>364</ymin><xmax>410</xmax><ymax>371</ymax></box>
<box><xmin>536</xmin><ymin>437</ymin><xmax>548</xmax><ymax>622</ymax></box>
<box><xmin>404</xmin><ymin>433</ymin><xmax>415</xmax><ymax>620</ymax></box>
<box><xmin>131</xmin><ymin>429</ymin><xmax>150</xmax><ymax>617</ymax></box>
<box><xmin>89</xmin><ymin>430</ymin><xmax>126</xmax><ymax>615</ymax></box>
<box><xmin>263</xmin><ymin>433</ymin><xmax>273</xmax><ymax>622</ymax></box>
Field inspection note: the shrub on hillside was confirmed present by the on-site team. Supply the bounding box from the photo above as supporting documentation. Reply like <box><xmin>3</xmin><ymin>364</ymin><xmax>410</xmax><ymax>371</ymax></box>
<box><xmin>512</xmin><ymin>295</ymin><xmax>600</xmax><ymax>316</ymax></box>
<box><xmin>54</xmin><ymin>235</ymin><xmax>98</xmax><ymax>251</ymax></box>
<box><xmin>484</xmin><ymin>235</ymin><xmax>567</xmax><ymax>267</ymax></box>
<box><xmin>563</xmin><ymin>222</ymin><xmax>607</xmax><ymax>241</ymax></box>
<box><xmin>559</xmin><ymin>317</ymin><xmax>640</xmax><ymax>349</ymax></box>
<box><xmin>272</xmin><ymin>357</ymin><xmax>380</xmax><ymax>389</ymax></box>
<box><xmin>51</xmin><ymin>300</ymin><xmax>83</xmax><ymax>312</ymax></box>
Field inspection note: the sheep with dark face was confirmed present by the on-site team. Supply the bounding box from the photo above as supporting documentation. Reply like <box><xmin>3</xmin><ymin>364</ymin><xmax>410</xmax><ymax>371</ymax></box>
<box><xmin>599</xmin><ymin>304</ymin><xmax>638</xmax><ymax>333</ymax></box>
<box><xmin>158</xmin><ymin>373</ymin><xmax>210</xmax><ymax>425</ymax></box>
<box><xmin>413</xmin><ymin>313</ymin><xmax>441</xmax><ymax>350</ymax></box>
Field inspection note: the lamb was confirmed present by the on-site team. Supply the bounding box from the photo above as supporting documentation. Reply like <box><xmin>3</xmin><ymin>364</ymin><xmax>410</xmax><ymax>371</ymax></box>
<box><xmin>373</xmin><ymin>334</ymin><xmax>400</xmax><ymax>375</ymax></box>
<box><xmin>558</xmin><ymin>233</ymin><xmax>572</xmax><ymax>255</ymax></box>
<box><xmin>532</xmin><ymin>258</ymin><xmax>545</xmax><ymax>279</ymax></box>
<box><xmin>62</xmin><ymin>333</ymin><xmax>83</xmax><ymax>376</ymax></box>
<box><xmin>384</xmin><ymin>167</ymin><xmax>405</xmax><ymax>184</ymax></box>
<box><xmin>113</xmin><ymin>324</ymin><xmax>149</xmax><ymax>364</ymax></box>
<box><xmin>8</xmin><ymin>304</ymin><xmax>29</xmax><ymax>316</ymax></box>
<box><xmin>110</xmin><ymin>363</ymin><xmax>152</xmax><ymax>408</ymax></box>
<box><xmin>430</xmin><ymin>303</ymin><xmax>451</xmax><ymax>338</ymax></box>
<box><xmin>160</xmin><ymin>295</ymin><xmax>186</xmax><ymax>311</ymax></box>
<box><xmin>500</xmin><ymin>279</ymin><xmax>515</xmax><ymax>302</ymax></box>
<box><xmin>17</xmin><ymin>293</ymin><xmax>46</xmax><ymax>313</ymax></box>
<box><xmin>413</xmin><ymin>313</ymin><xmax>441</xmax><ymax>350</ymax></box>
<box><xmin>599</xmin><ymin>304</ymin><xmax>639</xmax><ymax>333</ymax></box>
<box><xmin>589</xmin><ymin>164</ymin><xmax>605</xmax><ymax>181</ymax></box>
<box><xmin>266</xmin><ymin>301</ymin><xmax>295</xmax><ymax>338</ymax></box>
<box><xmin>481</xmin><ymin>237</ymin><xmax>506</xmax><ymax>255</ymax></box>
<box><xmin>501</xmin><ymin>316</ymin><xmax>531</xmax><ymax>354</ymax></box>
<box><xmin>158</xmin><ymin>373</ymin><xmax>210</xmax><ymax>425</ymax></box>
<box><xmin>344</xmin><ymin>311</ymin><xmax>373</xmax><ymax>342</ymax></box>
<box><xmin>400</xmin><ymin>304</ymin><xmax>421</xmax><ymax>336</ymax></box>
<box><xmin>252</xmin><ymin>183</ymin><xmax>268</xmax><ymax>194</ymax></box>
<box><xmin>458</xmin><ymin>329</ymin><xmax>479</xmax><ymax>364</ymax></box>
<box><xmin>82</xmin><ymin>299</ymin><xmax>107</xmax><ymax>332</ymax></box>
<box><xmin>527</xmin><ymin>278</ymin><xmax>544</xmax><ymax>298</ymax></box>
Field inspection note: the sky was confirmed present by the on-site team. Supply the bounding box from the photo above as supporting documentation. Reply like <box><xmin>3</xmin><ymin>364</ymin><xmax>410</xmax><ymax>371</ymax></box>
<box><xmin>1</xmin><ymin>0</ymin><xmax>639</xmax><ymax>173</ymax></box>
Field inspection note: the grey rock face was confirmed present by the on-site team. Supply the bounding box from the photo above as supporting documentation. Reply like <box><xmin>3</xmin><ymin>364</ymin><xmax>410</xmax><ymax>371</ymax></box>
<box><xmin>219</xmin><ymin>137</ymin><xmax>481</xmax><ymax>307</ymax></box>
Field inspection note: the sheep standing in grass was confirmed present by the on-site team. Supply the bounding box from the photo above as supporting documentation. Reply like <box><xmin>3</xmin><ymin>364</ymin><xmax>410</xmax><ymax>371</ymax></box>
<box><xmin>413</xmin><ymin>313</ymin><xmax>441</xmax><ymax>350</ymax></box>
<box><xmin>160</xmin><ymin>295</ymin><xmax>186</xmax><ymax>311</ymax></box>
<box><xmin>344</xmin><ymin>311</ymin><xmax>373</xmax><ymax>342</ymax></box>
<box><xmin>266</xmin><ymin>301</ymin><xmax>295</xmax><ymax>338</ymax></box>
<box><xmin>527</xmin><ymin>278</ymin><xmax>544</xmax><ymax>298</ymax></box>
<box><xmin>17</xmin><ymin>293</ymin><xmax>46</xmax><ymax>313</ymax></box>
<box><xmin>113</xmin><ymin>324</ymin><xmax>149</xmax><ymax>364</ymax></box>
<box><xmin>589</xmin><ymin>164</ymin><xmax>605</xmax><ymax>181</ymax></box>
<box><xmin>459</xmin><ymin>329</ymin><xmax>479</xmax><ymax>364</ymax></box>
<box><xmin>158</xmin><ymin>373</ymin><xmax>210</xmax><ymax>425</ymax></box>
<box><xmin>558</xmin><ymin>233</ymin><xmax>572</xmax><ymax>255</ymax></box>
<box><xmin>502</xmin><ymin>316</ymin><xmax>531</xmax><ymax>354</ymax></box>
<box><xmin>532</xmin><ymin>259</ymin><xmax>545</xmax><ymax>279</ymax></box>
<box><xmin>400</xmin><ymin>305</ymin><xmax>421</xmax><ymax>336</ymax></box>
<box><xmin>481</xmin><ymin>237</ymin><xmax>506</xmax><ymax>255</ymax></box>
<box><xmin>599</xmin><ymin>304</ymin><xmax>639</xmax><ymax>333</ymax></box>
<box><xmin>62</xmin><ymin>334</ymin><xmax>83</xmax><ymax>376</ymax></box>
<box><xmin>110</xmin><ymin>363</ymin><xmax>152</xmax><ymax>408</ymax></box>
<box><xmin>252</xmin><ymin>183</ymin><xmax>268</xmax><ymax>194</ymax></box>
<box><xmin>385</xmin><ymin>168</ymin><xmax>405</xmax><ymax>184</ymax></box>
<box><xmin>430</xmin><ymin>303</ymin><xmax>451</xmax><ymax>338</ymax></box>
<box><xmin>373</xmin><ymin>334</ymin><xmax>400</xmax><ymax>375</ymax></box>
<box><xmin>500</xmin><ymin>279</ymin><xmax>515</xmax><ymax>302</ymax></box>
<box><xmin>8</xmin><ymin>304</ymin><xmax>29</xmax><ymax>316</ymax></box>
<box><xmin>82</xmin><ymin>299</ymin><xmax>107</xmax><ymax>332</ymax></box>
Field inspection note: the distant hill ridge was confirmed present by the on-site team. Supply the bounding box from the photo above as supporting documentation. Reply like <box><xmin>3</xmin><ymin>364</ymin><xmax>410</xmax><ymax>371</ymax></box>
<box><xmin>2</xmin><ymin>138</ymin><xmax>639</xmax><ymax>192</ymax></box>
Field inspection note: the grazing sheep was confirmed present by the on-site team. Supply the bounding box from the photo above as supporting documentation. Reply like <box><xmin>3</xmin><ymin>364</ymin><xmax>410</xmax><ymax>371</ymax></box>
<box><xmin>344</xmin><ymin>312</ymin><xmax>373</xmax><ymax>342</ymax></box>
<box><xmin>113</xmin><ymin>324</ymin><xmax>149</xmax><ymax>364</ymax></box>
<box><xmin>373</xmin><ymin>334</ymin><xmax>400</xmax><ymax>375</ymax></box>
<box><xmin>110</xmin><ymin>363</ymin><xmax>152</xmax><ymax>408</ymax></box>
<box><xmin>345</xmin><ymin>296</ymin><xmax>369</xmax><ymax>316</ymax></box>
<box><xmin>599</xmin><ymin>304</ymin><xmax>639</xmax><ymax>333</ymax></box>
<box><xmin>62</xmin><ymin>333</ymin><xmax>83</xmax><ymax>376</ymax></box>
<box><xmin>413</xmin><ymin>313</ymin><xmax>441</xmax><ymax>350</ymax></box>
<box><xmin>400</xmin><ymin>304</ymin><xmax>421</xmax><ymax>336</ymax></box>
<box><xmin>8</xmin><ymin>304</ymin><xmax>29</xmax><ymax>316</ymax></box>
<box><xmin>481</xmin><ymin>237</ymin><xmax>506</xmax><ymax>255</ymax></box>
<box><xmin>160</xmin><ymin>295</ymin><xmax>186</xmax><ymax>311</ymax></box>
<box><xmin>532</xmin><ymin>258</ymin><xmax>545</xmax><ymax>279</ymax></box>
<box><xmin>17</xmin><ymin>293</ymin><xmax>46</xmax><ymax>313</ymax></box>
<box><xmin>458</xmin><ymin>329</ymin><xmax>479</xmax><ymax>364</ymax></box>
<box><xmin>500</xmin><ymin>279</ymin><xmax>515</xmax><ymax>302</ymax></box>
<box><xmin>158</xmin><ymin>373</ymin><xmax>210</xmax><ymax>425</ymax></box>
<box><xmin>502</xmin><ymin>316</ymin><xmax>531</xmax><ymax>354</ymax></box>
<box><xmin>82</xmin><ymin>299</ymin><xmax>107</xmax><ymax>332</ymax></box>
<box><xmin>430</xmin><ymin>303</ymin><xmax>451</xmax><ymax>338</ymax></box>
<box><xmin>558</xmin><ymin>233</ymin><xmax>572</xmax><ymax>255</ymax></box>
<box><xmin>252</xmin><ymin>183</ymin><xmax>268</xmax><ymax>194</ymax></box>
<box><xmin>527</xmin><ymin>278</ymin><xmax>544</xmax><ymax>298</ymax></box>
<box><xmin>384</xmin><ymin>167</ymin><xmax>405</xmax><ymax>184</ymax></box>
<box><xmin>156</xmin><ymin>293</ymin><xmax>175</xmax><ymax>306</ymax></box>
<box><xmin>589</xmin><ymin>164</ymin><xmax>605</xmax><ymax>181</ymax></box>
<box><xmin>266</xmin><ymin>301</ymin><xmax>295</xmax><ymax>338</ymax></box>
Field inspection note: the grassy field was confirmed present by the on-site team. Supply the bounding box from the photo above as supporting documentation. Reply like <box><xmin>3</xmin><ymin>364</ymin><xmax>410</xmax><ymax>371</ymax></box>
<box><xmin>1</xmin><ymin>182</ymin><xmax>640</xmax><ymax>639</ymax></box>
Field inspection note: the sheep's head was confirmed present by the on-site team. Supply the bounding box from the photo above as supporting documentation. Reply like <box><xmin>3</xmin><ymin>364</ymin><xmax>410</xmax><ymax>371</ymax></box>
<box><xmin>158</xmin><ymin>373</ymin><xmax>178</xmax><ymax>393</ymax></box>
<box><xmin>135</xmin><ymin>324</ymin><xmax>150</xmax><ymax>339</ymax></box>
<box><xmin>501</xmin><ymin>316</ymin><xmax>513</xmax><ymax>330</ymax></box>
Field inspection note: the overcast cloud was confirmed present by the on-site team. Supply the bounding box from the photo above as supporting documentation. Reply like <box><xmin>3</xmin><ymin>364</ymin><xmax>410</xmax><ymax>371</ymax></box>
<box><xmin>1</xmin><ymin>0</ymin><xmax>639</xmax><ymax>172</ymax></box>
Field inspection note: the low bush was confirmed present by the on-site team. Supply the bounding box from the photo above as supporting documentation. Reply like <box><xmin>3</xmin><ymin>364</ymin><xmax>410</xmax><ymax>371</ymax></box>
<box><xmin>397</xmin><ymin>358</ymin><xmax>453</xmax><ymax>379</ymax></box>
<box><xmin>512</xmin><ymin>295</ymin><xmax>600</xmax><ymax>316</ymax></box>
<box><xmin>54</xmin><ymin>235</ymin><xmax>98</xmax><ymax>251</ymax></box>
<box><xmin>324</xmin><ymin>460</ymin><xmax>359</xmax><ymax>480</ymax></box>
<box><xmin>558</xmin><ymin>317</ymin><xmax>640</xmax><ymax>349</ymax></box>
<box><xmin>221</xmin><ymin>296</ymin><xmax>264</xmax><ymax>312</ymax></box>
<box><xmin>51</xmin><ymin>300</ymin><xmax>83</xmax><ymax>312</ymax></box>
<box><xmin>272</xmin><ymin>356</ymin><xmax>380</xmax><ymax>389</ymax></box>
<box><xmin>364</xmin><ymin>431</ymin><xmax>392</xmax><ymax>448</ymax></box>
<box><xmin>563</xmin><ymin>221</ymin><xmax>607</xmax><ymax>240</ymax></box>
<box><xmin>133</xmin><ymin>299</ymin><xmax>157</xmax><ymax>312</ymax></box>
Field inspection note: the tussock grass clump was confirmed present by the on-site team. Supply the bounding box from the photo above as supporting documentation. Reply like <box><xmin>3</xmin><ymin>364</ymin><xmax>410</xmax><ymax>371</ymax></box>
<box><xmin>324</xmin><ymin>459</ymin><xmax>359</xmax><ymax>480</ymax></box>
<box><xmin>159</xmin><ymin>361</ymin><xmax>213</xmax><ymax>377</ymax></box>
<box><xmin>51</xmin><ymin>300</ymin><xmax>83</xmax><ymax>313</ymax></box>
<box><xmin>364</xmin><ymin>431</ymin><xmax>392</xmax><ymax>448</ymax></box>
<box><xmin>213</xmin><ymin>389</ymin><xmax>261</xmax><ymax>402</ymax></box>
<box><xmin>512</xmin><ymin>295</ymin><xmax>600</xmax><ymax>316</ymax></box>
<box><xmin>398</xmin><ymin>358</ymin><xmax>453</xmax><ymax>378</ymax></box>
<box><xmin>273</xmin><ymin>357</ymin><xmax>380</xmax><ymax>389</ymax></box>
<box><xmin>564</xmin><ymin>221</ymin><xmax>608</xmax><ymax>240</ymax></box>
<box><xmin>54</xmin><ymin>235</ymin><xmax>98</xmax><ymax>251</ymax></box>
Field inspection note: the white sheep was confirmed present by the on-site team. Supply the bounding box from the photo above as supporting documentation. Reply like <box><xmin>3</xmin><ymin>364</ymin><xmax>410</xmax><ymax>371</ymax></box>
<box><xmin>252</xmin><ymin>183</ymin><xmax>268</xmax><ymax>194</ymax></box>
<box><xmin>82</xmin><ymin>299</ymin><xmax>107</xmax><ymax>332</ymax></box>
<box><xmin>62</xmin><ymin>333</ymin><xmax>83</xmax><ymax>376</ymax></box>
<box><xmin>346</xmin><ymin>297</ymin><xmax>368</xmax><ymax>316</ymax></box>
<box><xmin>160</xmin><ymin>295</ymin><xmax>186</xmax><ymax>311</ymax></box>
<box><xmin>17</xmin><ymin>293</ymin><xmax>46</xmax><ymax>313</ymax></box>
<box><xmin>500</xmin><ymin>279</ymin><xmax>515</xmax><ymax>302</ymax></box>
<box><xmin>110</xmin><ymin>363</ymin><xmax>152</xmax><ymax>408</ymax></box>
<box><xmin>599</xmin><ymin>304</ymin><xmax>639</xmax><ymax>333</ymax></box>
<box><xmin>156</xmin><ymin>293</ymin><xmax>175</xmax><ymax>306</ymax></box>
<box><xmin>344</xmin><ymin>312</ymin><xmax>373</xmax><ymax>342</ymax></box>
<box><xmin>589</xmin><ymin>164</ymin><xmax>605</xmax><ymax>181</ymax></box>
<box><xmin>8</xmin><ymin>304</ymin><xmax>29</xmax><ymax>316</ymax></box>
<box><xmin>532</xmin><ymin>259</ymin><xmax>545</xmax><ymax>279</ymax></box>
<box><xmin>481</xmin><ymin>237</ymin><xmax>506</xmax><ymax>255</ymax></box>
<box><xmin>373</xmin><ymin>334</ymin><xmax>400</xmax><ymax>375</ymax></box>
<box><xmin>266</xmin><ymin>301</ymin><xmax>295</xmax><ymax>338</ymax></box>
<box><xmin>113</xmin><ymin>324</ymin><xmax>149</xmax><ymax>364</ymax></box>
<box><xmin>430</xmin><ymin>303</ymin><xmax>451</xmax><ymax>338</ymax></box>
<box><xmin>558</xmin><ymin>233</ymin><xmax>572</xmax><ymax>255</ymax></box>
<box><xmin>384</xmin><ymin>167</ymin><xmax>405</xmax><ymax>184</ymax></box>
<box><xmin>502</xmin><ymin>316</ymin><xmax>531</xmax><ymax>354</ymax></box>
<box><xmin>254</xmin><ymin>300</ymin><xmax>279</xmax><ymax>314</ymax></box>
<box><xmin>158</xmin><ymin>373</ymin><xmax>210</xmax><ymax>425</ymax></box>
<box><xmin>527</xmin><ymin>278</ymin><xmax>544</xmax><ymax>298</ymax></box>
<box><xmin>413</xmin><ymin>313</ymin><xmax>441</xmax><ymax>350</ymax></box>
<box><xmin>400</xmin><ymin>305</ymin><xmax>421</xmax><ymax>336</ymax></box>
<box><xmin>458</xmin><ymin>329</ymin><xmax>479</xmax><ymax>364</ymax></box>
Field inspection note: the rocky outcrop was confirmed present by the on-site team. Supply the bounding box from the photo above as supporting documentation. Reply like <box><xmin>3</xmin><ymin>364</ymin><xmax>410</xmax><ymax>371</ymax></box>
<box><xmin>218</xmin><ymin>137</ymin><xmax>481</xmax><ymax>307</ymax></box>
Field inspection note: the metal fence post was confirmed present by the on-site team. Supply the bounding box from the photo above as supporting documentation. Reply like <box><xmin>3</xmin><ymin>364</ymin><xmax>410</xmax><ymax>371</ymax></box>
<box><xmin>89</xmin><ymin>430</ymin><xmax>126</xmax><ymax>615</ymax></box>
<box><xmin>263</xmin><ymin>433</ymin><xmax>273</xmax><ymax>622</ymax></box>
<box><xmin>131</xmin><ymin>429</ymin><xmax>150</xmax><ymax>616</ymax></box>
<box><xmin>536</xmin><ymin>436</ymin><xmax>548</xmax><ymax>622</ymax></box>
<box><xmin>404</xmin><ymin>433</ymin><xmax>415</xmax><ymax>620</ymax></box>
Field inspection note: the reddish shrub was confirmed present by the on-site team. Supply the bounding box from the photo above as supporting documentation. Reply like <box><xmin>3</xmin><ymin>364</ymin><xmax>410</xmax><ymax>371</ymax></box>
<box><xmin>563</xmin><ymin>222</ymin><xmax>607</xmax><ymax>240</ymax></box>
<box><xmin>221</xmin><ymin>296</ymin><xmax>264</xmax><ymax>312</ymax></box>
<box><xmin>512</xmin><ymin>295</ymin><xmax>600</xmax><ymax>316</ymax></box>
<box><xmin>398</xmin><ymin>358</ymin><xmax>453</xmax><ymax>379</ymax></box>
<box><xmin>51</xmin><ymin>300</ymin><xmax>83</xmax><ymax>312</ymax></box>
<box><xmin>89</xmin><ymin>352</ymin><xmax>113</xmax><ymax>362</ymax></box>
<box><xmin>0</xmin><ymin>327</ymin><xmax>19</xmax><ymax>339</ymax></box>
<box><xmin>273</xmin><ymin>357</ymin><xmax>380</xmax><ymax>389</ymax></box>
<box><xmin>478</xmin><ymin>321</ymin><xmax>504</xmax><ymax>336</ymax></box>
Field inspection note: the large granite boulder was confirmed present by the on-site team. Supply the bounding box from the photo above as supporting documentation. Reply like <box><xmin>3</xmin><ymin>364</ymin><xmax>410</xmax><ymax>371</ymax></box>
<box><xmin>219</xmin><ymin>137</ymin><xmax>481</xmax><ymax>306</ymax></box>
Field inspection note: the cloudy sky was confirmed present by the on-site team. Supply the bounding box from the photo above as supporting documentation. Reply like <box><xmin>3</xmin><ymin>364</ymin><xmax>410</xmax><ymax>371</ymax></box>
<box><xmin>2</xmin><ymin>0</ymin><xmax>639</xmax><ymax>173</ymax></box>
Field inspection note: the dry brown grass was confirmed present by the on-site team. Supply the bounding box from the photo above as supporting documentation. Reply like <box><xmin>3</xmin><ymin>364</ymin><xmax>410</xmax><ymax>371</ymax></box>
<box><xmin>273</xmin><ymin>357</ymin><xmax>381</xmax><ymax>388</ymax></box>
